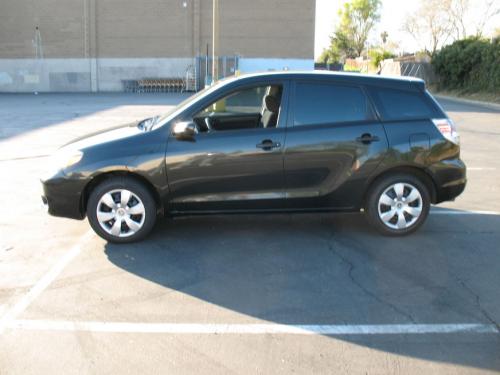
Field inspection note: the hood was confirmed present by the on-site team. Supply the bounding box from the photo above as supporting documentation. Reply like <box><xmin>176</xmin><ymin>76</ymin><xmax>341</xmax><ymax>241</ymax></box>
<box><xmin>61</xmin><ymin>119</ymin><xmax>152</xmax><ymax>151</ymax></box>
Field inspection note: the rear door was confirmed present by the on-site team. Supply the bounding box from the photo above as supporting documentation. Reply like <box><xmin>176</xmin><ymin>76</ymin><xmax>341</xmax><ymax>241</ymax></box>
<box><xmin>284</xmin><ymin>80</ymin><xmax>388</xmax><ymax>209</ymax></box>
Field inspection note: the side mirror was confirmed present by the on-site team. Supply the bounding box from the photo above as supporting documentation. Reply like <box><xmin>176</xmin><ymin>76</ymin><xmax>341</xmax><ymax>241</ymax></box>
<box><xmin>172</xmin><ymin>121</ymin><xmax>198</xmax><ymax>140</ymax></box>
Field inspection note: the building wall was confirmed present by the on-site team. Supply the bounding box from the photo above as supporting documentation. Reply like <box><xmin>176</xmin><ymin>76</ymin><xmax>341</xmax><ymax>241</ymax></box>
<box><xmin>0</xmin><ymin>0</ymin><xmax>87</xmax><ymax>58</ymax></box>
<box><xmin>0</xmin><ymin>0</ymin><xmax>315</xmax><ymax>92</ymax></box>
<box><xmin>197</xmin><ymin>0</ymin><xmax>314</xmax><ymax>59</ymax></box>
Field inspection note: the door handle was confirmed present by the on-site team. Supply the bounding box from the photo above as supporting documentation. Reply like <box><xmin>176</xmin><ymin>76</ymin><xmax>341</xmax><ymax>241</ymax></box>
<box><xmin>256</xmin><ymin>139</ymin><xmax>281</xmax><ymax>150</ymax></box>
<box><xmin>356</xmin><ymin>133</ymin><xmax>380</xmax><ymax>144</ymax></box>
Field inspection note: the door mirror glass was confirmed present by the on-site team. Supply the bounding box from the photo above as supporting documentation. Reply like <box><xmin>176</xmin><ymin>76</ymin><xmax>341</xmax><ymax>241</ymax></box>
<box><xmin>172</xmin><ymin>121</ymin><xmax>198</xmax><ymax>140</ymax></box>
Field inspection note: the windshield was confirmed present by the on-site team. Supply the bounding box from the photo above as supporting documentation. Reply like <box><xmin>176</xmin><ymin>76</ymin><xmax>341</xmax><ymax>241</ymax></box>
<box><xmin>151</xmin><ymin>79</ymin><xmax>230</xmax><ymax>130</ymax></box>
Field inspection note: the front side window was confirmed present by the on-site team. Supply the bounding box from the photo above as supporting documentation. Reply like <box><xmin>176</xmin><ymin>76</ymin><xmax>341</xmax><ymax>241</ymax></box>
<box><xmin>193</xmin><ymin>84</ymin><xmax>283</xmax><ymax>132</ymax></box>
<box><xmin>293</xmin><ymin>82</ymin><xmax>371</xmax><ymax>126</ymax></box>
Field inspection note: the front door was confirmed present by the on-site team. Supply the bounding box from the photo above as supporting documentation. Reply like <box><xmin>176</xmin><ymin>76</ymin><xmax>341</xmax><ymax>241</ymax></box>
<box><xmin>165</xmin><ymin>81</ymin><xmax>289</xmax><ymax>213</ymax></box>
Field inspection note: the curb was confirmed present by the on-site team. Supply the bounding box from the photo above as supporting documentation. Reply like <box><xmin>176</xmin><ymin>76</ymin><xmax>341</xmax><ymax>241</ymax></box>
<box><xmin>433</xmin><ymin>94</ymin><xmax>500</xmax><ymax>111</ymax></box>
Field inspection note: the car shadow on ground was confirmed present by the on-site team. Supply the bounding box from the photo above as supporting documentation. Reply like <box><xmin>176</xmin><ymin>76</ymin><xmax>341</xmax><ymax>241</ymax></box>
<box><xmin>104</xmin><ymin>208</ymin><xmax>500</xmax><ymax>371</ymax></box>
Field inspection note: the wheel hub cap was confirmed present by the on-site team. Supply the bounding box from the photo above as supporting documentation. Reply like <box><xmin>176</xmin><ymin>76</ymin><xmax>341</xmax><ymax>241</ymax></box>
<box><xmin>96</xmin><ymin>189</ymin><xmax>146</xmax><ymax>238</ymax></box>
<box><xmin>377</xmin><ymin>182</ymin><xmax>423</xmax><ymax>230</ymax></box>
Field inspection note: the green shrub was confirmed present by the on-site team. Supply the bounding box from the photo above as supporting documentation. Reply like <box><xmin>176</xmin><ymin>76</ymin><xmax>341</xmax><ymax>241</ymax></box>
<box><xmin>368</xmin><ymin>49</ymin><xmax>395</xmax><ymax>69</ymax></box>
<box><xmin>432</xmin><ymin>38</ymin><xmax>500</xmax><ymax>93</ymax></box>
<box><xmin>343</xmin><ymin>64</ymin><xmax>362</xmax><ymax>72</ymax></box>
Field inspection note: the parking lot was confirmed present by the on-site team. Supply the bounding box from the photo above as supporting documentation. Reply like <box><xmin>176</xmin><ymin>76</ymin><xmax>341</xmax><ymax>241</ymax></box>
<box><xmin>0</xmin><ymin>92</ymin><xmax>499</xmax><ymax>374</ymax></box>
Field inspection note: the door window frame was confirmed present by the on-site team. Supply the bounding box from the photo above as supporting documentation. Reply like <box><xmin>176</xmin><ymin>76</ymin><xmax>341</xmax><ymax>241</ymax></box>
<box><xmin>175</xmin><ymin>79</ymin><xmax>291</xmax><ymax>135</ymax></box>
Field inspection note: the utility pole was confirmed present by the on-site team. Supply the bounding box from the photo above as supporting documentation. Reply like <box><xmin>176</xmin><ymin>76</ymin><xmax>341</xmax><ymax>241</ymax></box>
<box><xmin>212</xmin><ymin>0</ymin><xmax>219</xmax><ymax>83</ymax></box>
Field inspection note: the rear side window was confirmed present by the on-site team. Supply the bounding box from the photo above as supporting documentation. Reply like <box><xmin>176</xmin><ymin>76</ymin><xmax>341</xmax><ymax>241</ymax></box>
<box><xmin>293</xmin><ymin>82</ymin><xmax>371</xmax><ymax>126</ymax></box>
<box><xmin>368</xmin><ymin>87</ymin><xmax>440</xmax><ymax>121</ymax></box>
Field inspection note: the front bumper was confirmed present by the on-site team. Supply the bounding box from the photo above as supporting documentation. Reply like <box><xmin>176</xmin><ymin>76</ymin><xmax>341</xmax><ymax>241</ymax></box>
<box><xmin>41</xmin><ymin>172</ymin><xmax>85</xmax><ymax>220</ymax></box>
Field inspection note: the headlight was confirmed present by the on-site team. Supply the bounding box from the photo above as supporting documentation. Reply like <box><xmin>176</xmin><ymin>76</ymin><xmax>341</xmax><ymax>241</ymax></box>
<box><xmin>57</xmin><ymin>150</ymin><xmax>83</xmax><ymax>169</ymax></box>
<box><xmin>42</xmin><ymin>149</ymin><xmax>83</xmax><ymax>179</ymax></box>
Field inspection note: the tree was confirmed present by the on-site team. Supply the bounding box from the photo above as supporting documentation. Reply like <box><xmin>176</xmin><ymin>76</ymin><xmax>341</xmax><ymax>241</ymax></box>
<box><xmin>447</xmin><ymin>0</ymin><xmax>469</xmax><ymax>40</ymax></box>
<box><xmin>321</xmin><ymin>0</ymin><xmax>381</xmax><ymax>62</ymax></box>
<box><xmin>369</xmin><ymin>49</ymin><xmax>395</xmax><ymax>71</ymax></box>
<box><xmin>317</xmin><ymin>48</ymin><xmax>340</xmax><ymax>64</ymax></box>
<box><xmin>474</xmin><ymin>0</ymin><xmax>500</xmax><ymax>37</ymax></box>
<box><xmin>402</xmin><ymin>0</ymin><xmax>454</xmax><ymax>56</ymax></box>
<box><xmin>404</xmin><ymin>0</ymin><xmax>500</xmax><ymax>55</ymax></box>
<box><xmin>432</xmin><ymin>37</ymin><xmax>499</xmax><ymax>93</ymax></box>
<box><xmin>337</xmin><ymin>0</ymin><xmax>381</xmax><ymax>57</ymax></box>
<box><xmin>446</xmin><ymin>0</ymin><xmax>500</xmax><ymax>39</ymax></box>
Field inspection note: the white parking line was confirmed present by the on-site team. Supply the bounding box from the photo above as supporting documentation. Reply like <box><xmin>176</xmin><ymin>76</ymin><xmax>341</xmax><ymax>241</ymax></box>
<box><xmin>431</xmin><ymin>210</ymin><xmax>500</xmax><ymax>215</ymax></box>
<box><xmin>467</xmin><ymin>167</ymin><xmax>496</xmax><ymax>171</ymax></box>
<box><xmin>6</xmin><ymin>320</ymin><xmax>498</xmax><ymax>335</ymax></box>
<box><xmin>0</xmin><ymin>231</ymin><xmax>94</xmax><ymax>334</ymax></box>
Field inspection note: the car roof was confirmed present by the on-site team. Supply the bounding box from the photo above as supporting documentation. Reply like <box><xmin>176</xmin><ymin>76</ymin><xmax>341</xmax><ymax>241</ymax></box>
<box><xmin>227</xmin><ymin>70</ymin><xmax>426</xmax><ymax>90</ymax></box>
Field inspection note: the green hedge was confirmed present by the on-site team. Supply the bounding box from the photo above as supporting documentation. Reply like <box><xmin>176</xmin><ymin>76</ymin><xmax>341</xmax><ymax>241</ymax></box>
<box><xmin>432</xmin><ymin>38</ymin><xmax>500</xmax><ymax>93</ymax></box>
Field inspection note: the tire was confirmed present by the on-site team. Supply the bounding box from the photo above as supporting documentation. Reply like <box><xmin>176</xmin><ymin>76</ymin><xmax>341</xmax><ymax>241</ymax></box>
<box><xmin>87</xmin><ymin>177</ymin><xmax>157</xmax><ymax>243</ymax></box>
<box><xmin>365</xmin><ymin>173</ymin><xmax>431</xmax><ymax>236</ymax></box>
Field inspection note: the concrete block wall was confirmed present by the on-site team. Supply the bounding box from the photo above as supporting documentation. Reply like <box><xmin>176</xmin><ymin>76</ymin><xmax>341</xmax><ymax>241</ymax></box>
<box><xmin>0</xmin><ymin>0</ymin><xmax>315</xmax><ymax>92</ymax></box>
<box><xmin>0</xmin><ymin>58</ymin><xmax>193</xmax><ymax>92</ymax></box>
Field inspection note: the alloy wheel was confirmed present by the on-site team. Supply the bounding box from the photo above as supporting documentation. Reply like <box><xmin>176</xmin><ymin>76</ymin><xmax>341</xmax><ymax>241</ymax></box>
<box><xmin>96</xmin><ymin>189</ymin><xmax>146</xmax><ymax>237</ymax></box>
<box><xmin>377</xmin><ymin>182</ymin><xmax>423</xmax><ymax>230</ymax></box>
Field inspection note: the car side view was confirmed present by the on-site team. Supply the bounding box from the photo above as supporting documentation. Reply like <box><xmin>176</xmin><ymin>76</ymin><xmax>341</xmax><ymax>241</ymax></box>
<box><xmin>41</xmin><ymin>71</ymin><xmax>466</xmax><ymax>243</ymax></box>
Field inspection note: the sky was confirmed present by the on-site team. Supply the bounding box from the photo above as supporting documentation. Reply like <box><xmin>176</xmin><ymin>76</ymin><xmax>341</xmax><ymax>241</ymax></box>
<box><xmin>314</xmin><ymin>0</ymin><xmax>500</xmax><ymax>58</ymax></box>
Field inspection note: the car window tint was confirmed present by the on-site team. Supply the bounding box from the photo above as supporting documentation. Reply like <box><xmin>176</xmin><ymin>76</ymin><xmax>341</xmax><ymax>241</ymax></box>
<box><xmin>369</xmin><ymin>87</ymin><xmax>438</xmax><ymax>120</ymax></box>
<box><xmin>294</xmin><ymin>82</ymin><xmax>370</xmax><ymax>126</ymax></box>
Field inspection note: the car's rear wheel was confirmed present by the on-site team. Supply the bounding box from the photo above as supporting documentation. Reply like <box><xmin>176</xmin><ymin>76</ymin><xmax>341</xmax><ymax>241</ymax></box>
<box><xmin>365</xmin><ymin>174</ymin><xmax>430</xmax><ymax>236</ymax></box>
<box><xmin>87</xmin><ymin>177</ymin><xmax>157</xmax><ymax>243</ymax></box>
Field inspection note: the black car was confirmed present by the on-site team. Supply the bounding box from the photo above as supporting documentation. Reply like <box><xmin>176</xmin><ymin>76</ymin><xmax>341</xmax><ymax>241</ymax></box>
<box><xmin>41</xmin><ymin>71</ymin><xmax>466</xmax><ymax>242</ymax></box>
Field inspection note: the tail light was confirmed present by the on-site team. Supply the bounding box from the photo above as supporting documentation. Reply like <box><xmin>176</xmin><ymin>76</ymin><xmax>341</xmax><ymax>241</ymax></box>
<box><xmin>432</xmin><ymin>118</ymin><xmax>460</xmax><ymax>145</ymax></box>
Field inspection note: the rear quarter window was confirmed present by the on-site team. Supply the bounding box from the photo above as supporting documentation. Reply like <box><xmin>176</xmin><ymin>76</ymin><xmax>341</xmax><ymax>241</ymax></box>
<box><xmin>368</xmin><ymin>86</ymin><xmax>442</xmax><ymax>121</ymax></box>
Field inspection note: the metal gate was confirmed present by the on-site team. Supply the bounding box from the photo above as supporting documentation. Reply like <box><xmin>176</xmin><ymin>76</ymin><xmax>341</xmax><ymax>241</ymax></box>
<box><xmin>195</xmin><ymin>55</ymin><xmax>239</xmax><ymax>91</ymax></box>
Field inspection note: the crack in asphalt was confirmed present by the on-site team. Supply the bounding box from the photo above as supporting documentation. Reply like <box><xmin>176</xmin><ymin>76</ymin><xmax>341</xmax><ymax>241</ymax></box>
<box><xmin>325</xmin><ymin>233</ymin><xmax>417</xmax><ymax>324</ymax></box>
<box><xmin>455</xmin><ymin>276</ymin><xmax>500</xmax><ymax>331</ymax></box>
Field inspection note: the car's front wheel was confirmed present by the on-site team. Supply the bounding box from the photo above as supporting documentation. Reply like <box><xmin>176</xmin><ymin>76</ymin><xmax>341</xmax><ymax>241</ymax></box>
<box><xmin>87</xmin><ymin>177</ymin><xmax>157</xmax><ymax>243</ymax></box>
<box><xmin>365</xmin><ymin>174</ymin><xmax>430</xmax><ymax>236</ymax></box>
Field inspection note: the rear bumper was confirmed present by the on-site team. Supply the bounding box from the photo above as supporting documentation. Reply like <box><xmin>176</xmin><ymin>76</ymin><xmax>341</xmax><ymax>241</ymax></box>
<box><xmin>428</xmin><ymin>158</ymin><xmax>467</xmax><ymax>203</ymax></box>
<box><xmin>41</xmin><ymin>172</ymin><xmax>85</xmax><ymax>220</ymax></box>
<box><xmin>436</xmin><ymin>178</ymin><xmax>466</xmax><ymax>203</ymax></box>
